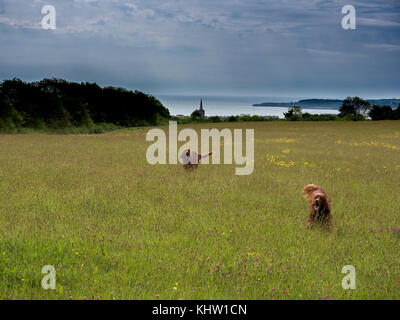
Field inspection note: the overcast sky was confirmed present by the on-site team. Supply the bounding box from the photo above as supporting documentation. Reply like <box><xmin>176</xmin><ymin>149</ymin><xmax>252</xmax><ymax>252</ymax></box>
<box><xmin>0</xmin><ymin>0</ymin><xmax>399</xmax><ymax>98</ymax></box>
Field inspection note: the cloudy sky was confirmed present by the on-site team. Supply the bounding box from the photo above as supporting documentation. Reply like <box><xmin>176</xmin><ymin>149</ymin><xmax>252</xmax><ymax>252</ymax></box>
<box><xmin>0</xmin><ymin>0</ymin><xmax>399</xmax><ymax>98</ymax></box>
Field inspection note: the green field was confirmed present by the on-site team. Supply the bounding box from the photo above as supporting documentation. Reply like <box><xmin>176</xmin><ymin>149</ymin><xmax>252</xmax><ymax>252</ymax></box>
<box><xmin>0</xmin><ymin>121</ymin><xmax>399</xmax><ymax>300</ymax></box>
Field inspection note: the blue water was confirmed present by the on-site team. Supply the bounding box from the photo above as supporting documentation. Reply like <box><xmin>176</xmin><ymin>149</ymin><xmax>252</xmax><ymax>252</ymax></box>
<box><xmin>157</xmin><ymin>95</ymin><xmax>339</xmax><ymax>118</ymax></box>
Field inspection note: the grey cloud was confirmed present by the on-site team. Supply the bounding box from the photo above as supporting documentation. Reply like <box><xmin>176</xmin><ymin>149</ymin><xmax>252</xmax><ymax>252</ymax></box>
<box><xmin>365</xmin><ymin>43</ymin><xmax>400</xmax><ymax>50</ymax></box>
<box><xmin>0</xmin><ymin>0</ymin><xmax>399</xmax><ymax>97</ymax></box>
<box><xmin>358</xmin><ymin>17</ymin><xmax>400</xmax><ymax>27</ymax></box>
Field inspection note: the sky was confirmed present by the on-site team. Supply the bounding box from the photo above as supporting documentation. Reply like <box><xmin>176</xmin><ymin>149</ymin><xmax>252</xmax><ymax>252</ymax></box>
<box><xmin>0</xmin><ymin>0</ymin><xmax>399</xmax><ymax>99</ymax></box>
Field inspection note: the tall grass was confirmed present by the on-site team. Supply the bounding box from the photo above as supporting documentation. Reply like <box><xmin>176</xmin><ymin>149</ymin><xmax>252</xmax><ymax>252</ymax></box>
<box><xmin>0</xmin><ymin>121</ymin><xmax>399</xmax><ymax>299</ymax></box>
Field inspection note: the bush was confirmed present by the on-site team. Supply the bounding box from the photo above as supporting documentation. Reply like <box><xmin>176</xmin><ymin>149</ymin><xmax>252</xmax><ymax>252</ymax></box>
<box><xmin>0</xmin><ymin>117</ymin><xmax>17</xmax><ymax>133</ymax></box>
<box><xmin>369</xmin><ymin>105</ymin><xmax>397</xmax><ymax>120</ymax></box>
<box><xmin>284</xmin><ymin>106</ymin><xmax>302</xmax><ymax>120</ymax></box>
<box><xmin>227</xmin><ymin>115</ymin><xmax>239</xmax><ymax>122</ymax></box>
<box><xmin>209</xmin><ymin>116</ymin><xmax>222</xmax><ymax>122</ymax></box>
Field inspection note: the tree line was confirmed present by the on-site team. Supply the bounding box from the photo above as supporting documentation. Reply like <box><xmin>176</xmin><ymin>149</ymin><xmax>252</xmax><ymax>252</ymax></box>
<box><xmin>0</xmin><ymin>78</ymin><xmax>170</xmax><ymax>132</ymax></box>
<box><xmin>1</xmin><ymin>81</ymin><xmax>398</xmax><ymax>133</ymax></box>
<box><xmin>284</xmin><ymin>97</ymin><xmax>400</xmax><ymax>121</ymax></box>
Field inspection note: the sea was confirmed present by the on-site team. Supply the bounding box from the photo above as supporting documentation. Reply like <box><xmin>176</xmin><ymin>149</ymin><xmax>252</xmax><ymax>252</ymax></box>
<box><xmin>156</xmin><ymin>95</ymin><xmax>339</xmax><ymax>118</ymax></box>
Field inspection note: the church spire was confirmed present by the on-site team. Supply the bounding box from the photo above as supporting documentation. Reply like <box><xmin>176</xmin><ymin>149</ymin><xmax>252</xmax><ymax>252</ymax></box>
<box><xmin>199</xmin><ymin>99</ymin><xmax>205</xmax><ymax>117</ymax></box>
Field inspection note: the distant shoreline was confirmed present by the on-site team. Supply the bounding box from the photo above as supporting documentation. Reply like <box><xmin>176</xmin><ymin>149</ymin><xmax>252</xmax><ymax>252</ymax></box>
<box><xmin>253</xmin><ymin>98</ymin><xmax>400</xmax><ymax>110</ymax></box>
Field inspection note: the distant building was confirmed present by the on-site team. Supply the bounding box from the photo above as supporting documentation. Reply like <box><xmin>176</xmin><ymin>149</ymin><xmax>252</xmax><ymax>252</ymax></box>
<box><xmin>199</xmin><ymin>99</ymin><xmax>205</xmax><ymax>117</ymax></box>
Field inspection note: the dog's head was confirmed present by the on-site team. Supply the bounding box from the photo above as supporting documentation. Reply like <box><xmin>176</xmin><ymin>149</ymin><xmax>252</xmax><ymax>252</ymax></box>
<box><xmin>311</xmin><ymin>192</ymin><xmax>327</xmax><ymax>213</ymax></box>
<box><xmin>180</xmin><ymin>149</ymin><xmax>198</xmax><ymax>165</ymax></box>
<box><xmin>302</xmin><ymin>184</ymin><xmax>321</xmax><ymax>198</ymax></box>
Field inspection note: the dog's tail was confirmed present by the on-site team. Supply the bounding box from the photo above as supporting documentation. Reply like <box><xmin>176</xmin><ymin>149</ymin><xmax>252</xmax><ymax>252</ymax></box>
<box><xmin>198</xmin><ymin>152</ymin><xmax>213</xmax><ymax>162</ymax></box>
<box><xmin>302</xmin><ymin>184</ymin><xmax>321</xmax><ymax>198</ymax></box>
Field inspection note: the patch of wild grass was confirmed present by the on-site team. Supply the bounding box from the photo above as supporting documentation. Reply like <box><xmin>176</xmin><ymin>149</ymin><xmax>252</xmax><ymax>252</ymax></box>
<box><xmin>0</xmin><ymin>121</ymin><xmax>399</xmax><ymax>299</ymax></box>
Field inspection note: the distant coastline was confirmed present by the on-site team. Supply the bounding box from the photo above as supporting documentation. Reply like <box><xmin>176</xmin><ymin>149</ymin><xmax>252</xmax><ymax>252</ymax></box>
<box><xmin>253</xmin><ymin>99</ymin><xmax>400</xmax><ymax>110</ymax></box>
<box><xmin>158</xmin><ymin>95</ymin><xmax>340</xmax><ymax>117</ymax></box>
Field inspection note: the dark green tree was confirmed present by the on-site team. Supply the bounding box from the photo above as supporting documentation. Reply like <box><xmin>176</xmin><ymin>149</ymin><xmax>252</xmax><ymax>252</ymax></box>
<box><xmin>191</xmin><ymin>109</ymin><xmax>202</xmax><ymax>120</ymax></box>
<box><xmin>393</xmin><ymin>104</ymin><xmax>400</xmax><ymax>120</ymax></box>
<box><xmin>339</xmin><ymin>97</ymin><xmax>370</xmax><ymax>120</ymax></box>
<box><xmin>284</xmin><ymin>106</ymin><xmax>302</xmax><ymax>120</ymax></box>
<box><xmin>369</xmin><ymin>105</ymin><xmax>394</xmax><ymax>120</ymax></box>
<box><xmin>0</xmin><ymin>78</ymin><xmax>171</xmax><ymax>130</ymax></box>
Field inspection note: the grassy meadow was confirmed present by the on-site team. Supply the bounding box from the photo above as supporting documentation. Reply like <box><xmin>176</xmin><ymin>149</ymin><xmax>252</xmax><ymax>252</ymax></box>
<box><xmin>0</xmin><ymin>121</ymin><xmax>399</xmax><ymax>300</ymax></box>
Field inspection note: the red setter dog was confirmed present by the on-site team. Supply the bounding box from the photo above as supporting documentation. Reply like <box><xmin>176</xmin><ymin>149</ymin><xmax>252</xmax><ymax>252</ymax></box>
<box><xmin>302</xmin><ymin>184</ymin><xmax>332</xmax><ymax>228</ymax></box>
<box><xmin>180</xmin><ymin>149</ymin><xmax>212</xmax><ymax>169</ymax></box>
